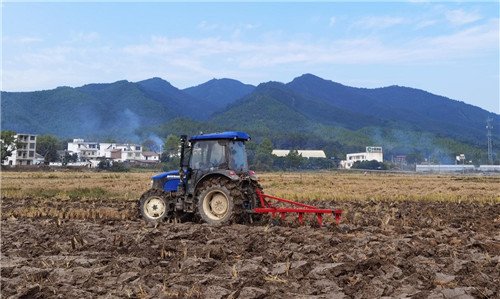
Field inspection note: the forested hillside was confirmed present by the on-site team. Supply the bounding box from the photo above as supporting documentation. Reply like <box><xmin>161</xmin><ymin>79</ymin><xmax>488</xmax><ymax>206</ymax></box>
<box><xmin>2</xmin><ymin>74</ymin><xmax>498</xmax><ymax>163</ymax></box>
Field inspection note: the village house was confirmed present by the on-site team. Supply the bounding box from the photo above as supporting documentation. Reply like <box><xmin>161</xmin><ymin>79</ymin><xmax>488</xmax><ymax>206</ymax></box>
<box><xmin>67</xmin><ymin>139</ymin><xmax>99</xmax><ymax>162</ymax></box>
<box><xmin>2</xmin><ymin>133</ymin><xmax>37</xmax><ymax>166</ymax></box>
<box><xmin>142</xmin><ymin>151</ymin><xmax>160</xmax><ymax>162</ymax></box>
<box><xmin>68</xmin><ymin>139</ymin><xmax>155</xmax><ymax>164</ymax></box>
<box><xmin>340</xmin><ymin>146</ymin><xmax>383</xmax><ymax>169</ymax></box>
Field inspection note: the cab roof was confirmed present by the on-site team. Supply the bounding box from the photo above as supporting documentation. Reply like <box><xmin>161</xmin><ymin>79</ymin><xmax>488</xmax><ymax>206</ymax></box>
<box><xmin>189</xmin><ymin>131</ymin><xmax>250</xmax><ymax>141</ymax></box>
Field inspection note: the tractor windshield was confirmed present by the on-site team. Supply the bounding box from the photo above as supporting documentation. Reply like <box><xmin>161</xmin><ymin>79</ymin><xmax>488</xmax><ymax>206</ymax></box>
<box><xmin>189</xmin><ymin>139</ymin><xmax>248</xmax><ymax>172</ymax></box>
<box><xmin>229</xmin><ymin>141</ymin><xmax>248</xmax><ymax>172</ymax></box>
<box><xmin>189</xmin><ymin>140</ymin><xmax>228</xmax><ymax>170</ymax></box>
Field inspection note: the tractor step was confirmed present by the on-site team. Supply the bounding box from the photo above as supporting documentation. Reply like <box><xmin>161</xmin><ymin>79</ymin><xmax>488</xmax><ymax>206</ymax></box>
<box><xmin>253</xmin><ymin>190</ymin><xmax>342</xmax><ymax>226</ymax></box>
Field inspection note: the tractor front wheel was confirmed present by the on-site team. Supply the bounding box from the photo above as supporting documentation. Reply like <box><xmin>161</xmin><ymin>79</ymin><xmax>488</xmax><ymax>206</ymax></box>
<box><xmin>139</xmin><ymin>190</ymin><xmax>172</xmax><ymax>223</ymax></box>
<box><xmin>197</xmin><ymin>183</ymin><xmax>234</xmax><ymax>224</ymax></box>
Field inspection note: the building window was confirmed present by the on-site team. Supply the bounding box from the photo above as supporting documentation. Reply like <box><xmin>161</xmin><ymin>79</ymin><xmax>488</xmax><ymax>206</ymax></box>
<box><xmin>136</xmin><ymin>146</ymin><xmax>141</xmax><ymax>151</ymax></box>
<box><xmin>29</xmin><ymin>151</ymin><xmax>34</xmax><ymax>157</ymax></box>
<box><xmin>30</xmin><ymin>136</ymin><xmax>36</xmax><ymax>141</ymax></box>
<box><xmin>29</xmin><ymin>143</ymin><xmax>35</xmax><ymax>149</ymax></box>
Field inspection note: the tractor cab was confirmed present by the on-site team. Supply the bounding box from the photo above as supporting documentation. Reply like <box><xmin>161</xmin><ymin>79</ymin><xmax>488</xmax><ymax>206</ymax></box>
<box><xmin>141</xmin><ymin>131</ymin><xmax>259</xmax><ymax>224</ymax></box>
<box><xmin>183</xmin><ymin>132</ymin><xmax>253</xmax><ymax>195</ymax></box>
<box><xmin>189</xmin><ymin>138</ymin><xmax>248</xmax><ymax>172</ymax></box>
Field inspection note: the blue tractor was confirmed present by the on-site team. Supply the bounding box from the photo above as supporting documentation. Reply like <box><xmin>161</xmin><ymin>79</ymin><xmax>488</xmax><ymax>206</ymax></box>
<box><xmin>139</xmin><ymin>131</ymin><xmax>261</xmax><ymax>224</ymax></box>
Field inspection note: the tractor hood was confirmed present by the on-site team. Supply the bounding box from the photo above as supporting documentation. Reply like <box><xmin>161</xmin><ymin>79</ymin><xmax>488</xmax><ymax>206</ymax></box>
<box><xmin>152</xmin><ymin>170</ymin><xmax>183</xmax><ymax>180</ymax></box>
<box><xmin>189</xmin><ymin>131</ymin><xmax>250</xmax><ymax>142</ymax></box>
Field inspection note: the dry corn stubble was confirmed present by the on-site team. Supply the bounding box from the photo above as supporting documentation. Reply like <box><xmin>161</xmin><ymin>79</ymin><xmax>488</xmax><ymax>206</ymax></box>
<box><xmin>1</xmin><ymin>171</ymin><xmax>499</xmax><ymax>203</ymax></box>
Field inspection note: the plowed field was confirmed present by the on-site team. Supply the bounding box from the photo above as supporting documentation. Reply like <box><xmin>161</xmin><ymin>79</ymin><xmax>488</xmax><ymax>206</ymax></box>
<box><xmin>1</xmin><ymin>172</ymin><xmax>500</xmax><ymax>298</ymax></box>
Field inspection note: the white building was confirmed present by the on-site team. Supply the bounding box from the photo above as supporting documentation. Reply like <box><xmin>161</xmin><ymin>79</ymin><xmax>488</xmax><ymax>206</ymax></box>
<box><xmin>67</xmin><ymin>140</ymin><xmax>153</xmax><ymax>163</ymax></box>
<box><xmin>67</xmin><ymin>139</ymin><xmax>99</xmax><ymax>162</ymax></box>
<box><xmin>2</xmin><ymin>133</ymin><xmax>37</xmax><ymax>166</ymax></box>
<box><xmin>103</xmin><ymin>143</ymin><xmax>144</xmax><ymax>162</ymax></box>
<box><xmin>340</xmin><ymin>146</ymin><xmax>383</xmax><ymax>169</ymax></box>
<box><xmin>416</xmin><ymin>165</ymin><xmax>500</xmax><ymax>173</ymax></box>
<box><xmin>272</xmin><ymin>150</ymin><xmax>327</xmax><ymax>158</ymax></box>
<box><xmin>142</xmin><ymin>151</ymin><xmax>160</xmax><ymax>162</ymax></box>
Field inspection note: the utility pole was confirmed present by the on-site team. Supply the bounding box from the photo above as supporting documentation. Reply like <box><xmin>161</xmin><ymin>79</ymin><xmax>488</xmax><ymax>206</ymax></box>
<box><xmin>487</xmin><ymin>118</ymin><xmax>493</xmax><ymax>164</ymax></box>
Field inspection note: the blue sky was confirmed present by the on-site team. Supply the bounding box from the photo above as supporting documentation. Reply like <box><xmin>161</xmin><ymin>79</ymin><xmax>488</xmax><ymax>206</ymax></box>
<box><xmin>2</xmin><ymin>1</ymin><xmax>499</xmax><ymax>113</ymax></box>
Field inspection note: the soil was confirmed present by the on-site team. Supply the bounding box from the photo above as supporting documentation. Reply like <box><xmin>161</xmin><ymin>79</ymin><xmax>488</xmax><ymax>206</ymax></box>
<box><xmin>1</xmin><ymin>197</ymin><xmax>499</xmax><ymax>299</ymax></box>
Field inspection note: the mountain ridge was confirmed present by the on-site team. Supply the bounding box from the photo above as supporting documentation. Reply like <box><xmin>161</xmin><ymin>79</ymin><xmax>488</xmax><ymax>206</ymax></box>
<box><xmin>1</xmin><ymin>74</ymin><xmax>498</xmax><ymax>160</ymax></box>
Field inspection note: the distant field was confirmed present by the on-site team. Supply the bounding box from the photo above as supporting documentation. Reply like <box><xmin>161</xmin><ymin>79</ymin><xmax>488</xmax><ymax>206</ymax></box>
<box><xmin>1</xmin><ymin>170</ymin><xmax>499</xmax><ymax>203</ymax></box>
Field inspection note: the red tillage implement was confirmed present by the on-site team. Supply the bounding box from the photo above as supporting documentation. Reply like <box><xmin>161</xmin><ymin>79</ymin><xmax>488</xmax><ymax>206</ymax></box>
<box><xmin>254</xmin><ymin>189</ymin><xmax>342</xmax><ymax>227</ymax></box>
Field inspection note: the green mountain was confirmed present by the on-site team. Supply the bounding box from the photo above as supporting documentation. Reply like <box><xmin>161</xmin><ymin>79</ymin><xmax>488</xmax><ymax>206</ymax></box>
<box><xmin>2</xmin><ymin>78</ymin><xmax>220</xmax><ymax>139</ymax></box>
<box><xmin>183</xmin><ymin>78</ymin><xmax>255</xmax><ymax>112</ymax></box>
<box><xmin>287</xmin><ymin>74</ymin><xmax>498</xmax><ymax>144</ymax></box>
<box><xmin>1</xmin><ymin>74</ymin><xmax>498</xmax><ymax>162</ymax></box>
<box><xmin>204</xmin><ymin>76</ymin><xmax>498</xmax><ymax>161</ymax></box>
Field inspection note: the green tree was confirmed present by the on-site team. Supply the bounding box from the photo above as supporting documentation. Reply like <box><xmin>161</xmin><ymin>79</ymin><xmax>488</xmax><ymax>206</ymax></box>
<box><xmin>351</xmin><ymin>160</ymin><xmax>388</xmax><ymax>170</ymax></box>
<box><xmin>63</xmin><ymin>152</ymin><xmax>78</xmax><ymax>164</ymax></box>
<box><xmin>245</xmin><ymin>141</ymin><xmax>257</xmax><ymax>166</ymax></box>
<box><xmin>37</xmin><ymin>134</ymin><xmax>62</xmax><ymax>163</ymax></box>
<box><xmin>102</xmin><ymin>137</ymin><xmax>117</xmax><ymax>143</ymax></box>
<box><xmin>98</xmin><ymin>160</ymin><xmax>130</xmax><ymax>172</ymax></box>
<box><xmin>471</xmin><ymin>151</ymin><xmax>486</xmax><ymax>167</ymax></box>
<box><xmin>1</xmin><ymin>130</ymin><xmax>22</xmax><ymax>164</ymax></box>
<box><xmin>285</xmin><ymin>149</ymin><xmax>303</xmax><ymax>170</ymax></box>
<box><xmin>252</xmin><ymin>138</ymin><xmax>274</xmax><ymax>171</ymax></box>
<box><xmin>161</xmin><ymin>135</ymin><xmax>181</xmax><ymax>169</ymax></box>
<box><xmin>142</xmin><ymin>138</ymin><xmax>159</xmax><ymax>152</ymax></box>
<box><xmin>163</xmin><ymin>135</ymin><xmax>180</xmax><ymax>156</ymax></box>
<box><xmin>406</xmin><ymin>153</ymin><xmax>424</xmax><ymax>164</ymax></box>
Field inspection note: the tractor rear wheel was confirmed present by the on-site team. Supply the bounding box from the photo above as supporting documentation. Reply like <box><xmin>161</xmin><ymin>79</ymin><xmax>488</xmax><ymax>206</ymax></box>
<box><xmin>197</xmin><ymin>181</ymin><xmax>235</xmax><ymax>224</ymax></box>
<box><xmin>139</xmin><ymin>189</ymin><xmax>173</xmax><ymax>223</ymax></box>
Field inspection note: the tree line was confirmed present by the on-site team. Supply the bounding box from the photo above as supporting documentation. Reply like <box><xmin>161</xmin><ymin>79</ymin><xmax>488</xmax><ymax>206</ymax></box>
<box><xmin>2</xmin><ymin>130</ymin><xmax>498</xmax><ymax>170</ymax></box>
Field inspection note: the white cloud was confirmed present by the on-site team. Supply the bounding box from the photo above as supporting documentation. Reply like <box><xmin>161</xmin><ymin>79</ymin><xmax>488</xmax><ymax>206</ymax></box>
<box><xmin>3</xmin><ymin>16</ymin><xmax>498</xmax><ymax>93</ymax></box>
<box><xmin>426</xmin><ymin>19</ymin><xmax>498</xmax><ymax>52</ymax></box>
<box><xmin>445</xmin><ymin>9</ymin><xmax>481</xmax><ymax>26</ymax></box>
<box><xmin>69</xmin><ymin>32</ymin><xmax>100</xmax><ymax>43</ymax></box>
<box><xmin>20</xmin><ymin>46</ymin><xmax>72</xmax><ymax>67</ymax></box>
<box><xmin>197</xmin><ymin>20</ymin><xmax>219</xmax><ymax>31</ymax></box>
<box><xmin>3</xmin><ymin>36</ymin><xmax>43</xmax><ymax>44</ymax></box>
<box><xmin>329</xmin><ymin>17</ymin><xmax>336</xmax><ymax>27</ymax></box>
<box><xmin>415</xmin><ymin>19</ymin><xmax>437</xmax><ymax>29</ymax></box>
<box><xmin>245</xmin><ymin>23</ymin><xmax>259</xmax><ymax>30</ymax></box>
<box><xmin>355</xmin><ymin>16</ymin><xmax>405</xmax><ymax>29</ymax></box>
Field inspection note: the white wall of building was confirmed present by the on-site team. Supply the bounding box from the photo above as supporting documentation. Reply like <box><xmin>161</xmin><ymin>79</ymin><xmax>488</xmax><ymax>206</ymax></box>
<box><xmin>67</xmin><ymin>139</ymin><xmax>99</xmax><ymax>162</ymax></box>
<box><xmin>2</xmin><ymin>134</ymin><xmax>37</xmax><ymax>166</ymax></box>
<box><xmin>340</xmin><ymin>146</ymin><xmax>383</xmax><ymax>169</ymax></box>
<box><xmin>99</xmin><ymin>143</ymin><xmax>144</xmax><ymax>161</ymax></box>
<box><xmin>416</xmin><ymin>165</ymin><xmax>500</xmax><ymax>173</ymax></box>
<box><xmin>272</xmin><ymin>150</ymin><xmax>326</xmax><ymax>158</ymax></box>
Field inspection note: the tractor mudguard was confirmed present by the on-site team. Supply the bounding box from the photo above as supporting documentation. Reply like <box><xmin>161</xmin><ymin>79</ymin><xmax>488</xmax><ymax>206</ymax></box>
<box><xmin>193</xmin><ymin>170</ymin><xmax>240</xmax><ymax>193</ymax></box>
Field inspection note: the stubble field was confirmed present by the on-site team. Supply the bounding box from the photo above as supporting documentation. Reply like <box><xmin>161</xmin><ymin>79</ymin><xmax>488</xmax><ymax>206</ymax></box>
<box><xmin>1</xmin><ymin>170</ymin><xmax>500</xmax><ymax>298</ymax></box>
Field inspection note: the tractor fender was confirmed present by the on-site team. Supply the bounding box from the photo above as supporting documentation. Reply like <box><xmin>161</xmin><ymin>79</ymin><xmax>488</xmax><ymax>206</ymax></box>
<box><xmin>193</xmin><ymin>170</ymin><xmax>239</xmax><ymax>193</ymax></box>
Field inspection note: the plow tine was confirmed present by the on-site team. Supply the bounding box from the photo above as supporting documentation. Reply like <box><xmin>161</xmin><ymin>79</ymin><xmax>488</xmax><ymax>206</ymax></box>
<box><xmin>334</xmin><ymin>210</ymin><xmax>342</xmax><ymax>224</ymax></box>
<box><xmin>298</xmin><ymin>213</ymin><xmax>304</xmax><ymax>225</ymax></box>
<box><xmin>317</xmin><ymin>214</ymin><xmax>323</xmax><ymax>227</ymax></box>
